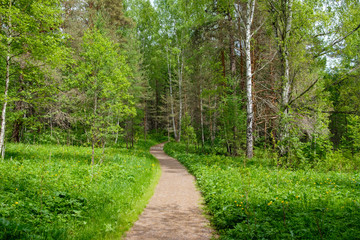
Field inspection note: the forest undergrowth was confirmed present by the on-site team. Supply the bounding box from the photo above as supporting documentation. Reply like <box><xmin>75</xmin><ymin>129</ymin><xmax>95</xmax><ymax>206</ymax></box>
<box><xmin>164</xmin><ymin>142</ymin><xmax>360</xmax><ymax>239</ymax></box>
<box><xmin>0</xmin><ymin>140</ymin><xmax>161</xmax><ymax>240</ymax></box>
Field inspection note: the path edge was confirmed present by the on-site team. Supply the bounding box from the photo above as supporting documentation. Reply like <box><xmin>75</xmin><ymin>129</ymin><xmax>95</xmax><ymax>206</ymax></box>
<box><xmin>120</xmin><ymin>143</ymin><xmax>163</xmax><ymax>239</ymax></box>
<box><xmin>162</xmin><ymin>142</ymin><xmax>218</xmax><ymax>239</ymax></box>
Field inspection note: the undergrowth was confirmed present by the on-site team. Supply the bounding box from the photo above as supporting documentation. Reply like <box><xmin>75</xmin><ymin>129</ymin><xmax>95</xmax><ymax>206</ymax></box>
<box><xmin>0</xmin><ymin>139</ymin><xmax>161</xmax><ymax>240</ymax></box>
<box><xmin>165</xmin><ymin>142</ymin><xmax>360</xmax><ymax>239</ymax></box>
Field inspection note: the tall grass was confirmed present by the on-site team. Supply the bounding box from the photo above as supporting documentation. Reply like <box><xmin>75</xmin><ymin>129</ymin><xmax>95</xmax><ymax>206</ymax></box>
<box><xmin>0</xmin><ymin>140</ymin><xmax>161</xmax><ymax>239</ymax></box>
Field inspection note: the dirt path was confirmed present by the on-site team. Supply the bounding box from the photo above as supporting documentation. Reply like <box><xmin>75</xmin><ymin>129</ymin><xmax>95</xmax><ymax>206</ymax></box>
<box><xmin>124</xmin><ymin>143</ymin><xmax>213</xmax><ymax>240</ymax></box>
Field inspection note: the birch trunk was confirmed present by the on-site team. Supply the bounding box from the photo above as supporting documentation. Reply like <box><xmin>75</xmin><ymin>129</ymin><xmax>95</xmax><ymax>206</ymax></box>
<box><xmin>275</xmin><ymin>0</ymin><xmax>293</xmax><ymax>157</ymax></box>
<box><xmin>0</xmin><ymin>1</ymin><xmax>12</xmax><ymax>158</ymax></box>
<box><xmin>245</xmin><ymin>0</ymin><xmax>256</xmax><ymax>159</ymax></box>
<box><xmin>166</xmin><ymin>47</ymin><xmax>178</xmax><ymax>141</ymax></box>
<box><xmin>279</xmin><ymin>52</ymin><xmax>291</xmax><ymax>156</ymax></box>
<box><xmin>178</xmin><ymin>51</ymin><xmax>184</xmax><ymax>142</ymax></box>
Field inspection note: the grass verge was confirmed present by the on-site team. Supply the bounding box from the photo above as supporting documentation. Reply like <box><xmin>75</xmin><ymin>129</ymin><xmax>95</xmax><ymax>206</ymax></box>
<box><xmin>0</xmin><ymin>140</ymin><xmax>161</xmax><ymax>240</ymax></box>
<box><xmin>164</xmin><ymin>142</ymin><xmax>360</xmax><ymax>240</ymax></box>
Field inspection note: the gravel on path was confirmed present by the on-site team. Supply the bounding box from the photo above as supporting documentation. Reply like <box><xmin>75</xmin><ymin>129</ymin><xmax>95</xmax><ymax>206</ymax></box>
<box><xmin>124</xmin><ymin>143</ymin><xmax>213</xmax><ymax>240</ymax></box>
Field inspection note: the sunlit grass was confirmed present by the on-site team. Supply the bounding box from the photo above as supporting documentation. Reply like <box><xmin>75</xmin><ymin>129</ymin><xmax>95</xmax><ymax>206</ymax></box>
<box><xmin>0</xmin><ymin>140</ymin><xmax>161</xmax><ymax>239</ymax></box>
<box><xmin>165</xmin><ymin>142</ymin><xmax>360</xmax><ymax>239</ymax></box>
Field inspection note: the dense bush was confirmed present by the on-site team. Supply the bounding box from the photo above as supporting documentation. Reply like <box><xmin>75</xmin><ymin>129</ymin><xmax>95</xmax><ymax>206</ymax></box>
<box><xmin>0</xmin><ymin>140</ymin><xmax>161</xmax><ymax>239</ymax></box>
<box><xmin>165</xmin><ymin>142</ymin><xmax>360</xmax><ymax>239</ymax></box>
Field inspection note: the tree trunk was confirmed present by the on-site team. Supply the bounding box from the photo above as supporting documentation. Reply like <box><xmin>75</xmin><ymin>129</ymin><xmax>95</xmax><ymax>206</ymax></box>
<box><xmin>0</xmin><ymin>2</ymin><xmax>12</xmax><ymax>158</ymax></box>
<box><xmin>229</xmin><ymin>14</ymin><xmax>236</xmax><ymax>77</ymax></box>
<box><xmin>178</xmin><ymin>51</ymin><xmax>184</xmax><ymax>142</ymax></box>
<box><xmin>245</xmin><ymin>0</ymin><xmax>256</xmax><ymax>159</ymax></box>
<box><xmin>273</xmin><ymin>0</ymin><xmax>293</xmax><ymax>157</ymax></box>
<box><xmin>167</xmin><ymin>47</ymin><xmax>178</xmax><ymax>140</ymax></box>
<box><xmin>278</xmin><ymin>50</ymin><xmax>291</xmax><ymax>156</ymax></box>
<box><xmin>155</xmin><ymin>79</ymin><xmax>159</xmax><ymax>132</ymax></box>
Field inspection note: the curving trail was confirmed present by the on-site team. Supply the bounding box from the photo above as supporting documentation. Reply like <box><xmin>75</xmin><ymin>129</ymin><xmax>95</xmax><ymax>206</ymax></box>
<box><xmin>124</xmin><ymin>143</ymin><xmax>213</xmax><ymax>240</ymax></box>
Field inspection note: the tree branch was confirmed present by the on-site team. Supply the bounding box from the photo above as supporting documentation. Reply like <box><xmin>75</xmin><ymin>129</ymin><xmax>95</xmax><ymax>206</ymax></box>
<box><xmin>314</xmin><ymin>22</ymin><xmax>360</xmax><ymax>59</ymax></box>
<box><xmin>305</xmin><ymin>107</ymin><xmax>358</xmax><ymax>115</ymax></box>
<box><xmin>289</xmin><ymin>77</ymin><xmax>320</xmax><ymax>106</ymax></box>
<box><xmin>253</xmin><ymin>51</ymin><xmax>277</xmax><ymax>75</ymax></box>
<box><xmin>251</xmin><ymin>18</ymin><xmax>267</xmax><ymax>38</ymax></box>
<box><xmin>323</xmin><ymin>64</ymin><xmax>360</xmax><ymax>92</ymax></box>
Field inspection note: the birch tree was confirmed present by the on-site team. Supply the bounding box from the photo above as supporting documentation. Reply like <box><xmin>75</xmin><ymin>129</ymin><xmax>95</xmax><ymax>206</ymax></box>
<box><xmin>0</xmin><ymin>0</ymin><xmax>12</xmax><ymax>158</ymax></box>
<box><xmin>236</xmin><ymin>0</ymin><xmax>256</xmax><ymax>159</ymax></box>
<box><xmin>166</xmin><ymin>46</ymin><xmax>178</xmax><ymax>140</ymax></box>
<box><xmin>0</xmin><ymin>0</ymin><xmax>65</xmax><ymax>157</ymax></box>
<box><xmin>268</xmin><ymin>0</ymin><xmax>293</xmax><ymax>157</ymax></box>
<box><xmin>176</xmin><ymin>48</ymin><xmax>184</xmax><ymax>141</ymax></box>
<box><xmin>268</xmin><ymin>0</ymin><xmax>344</xmax><ymax>158</ymax></box>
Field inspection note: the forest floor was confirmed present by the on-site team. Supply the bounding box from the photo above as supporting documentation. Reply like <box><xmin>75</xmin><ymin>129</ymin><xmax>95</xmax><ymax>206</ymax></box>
<box><xmin>124</xmin><ymin>143</ymin><xmax>214</xmax><ymax>240</ymax></box>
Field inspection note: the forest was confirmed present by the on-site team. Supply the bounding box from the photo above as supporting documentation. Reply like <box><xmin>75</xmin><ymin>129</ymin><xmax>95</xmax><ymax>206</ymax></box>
<box><xmin>0</xmin><ymin>0</ymin><xmax>359</xmax><ymax>239</ymax></box>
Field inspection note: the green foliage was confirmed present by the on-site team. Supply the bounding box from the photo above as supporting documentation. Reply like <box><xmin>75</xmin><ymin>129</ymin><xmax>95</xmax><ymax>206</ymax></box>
<box><xmin>316</xmin><ymin>150</ymin><xmax>360</xmax><ymax>172</ymax></box>
<box><xmin>0</xmin><ymin>0</ymin><xmax>66</xmax><ymax>59</ymax></box>
<box><xmin>165</xmin><ymin>142</ymin><xmax>360</xmax><ymax>240</ymax></box>
<box><xmin>69</xmin><ymin>28</ymin><xmax>135</xmax><ymax>149</ymax></box>
<box><xmin>217</xmin><ymin>91</ymin><xmax>247</xmax><ymax>155</ymax></box>
<box><xmin>346</xmin><ymin>115</ymin><xmax>360</xmax><ymax>152</ymax></box>
<box><xmin>0</xmin><ymin>0</ymin><xmax>69</xmax><ymax>151</ymax></box>
<box><xmin>0</xmin><ymin>140</ymin><xmax>161</xmax><ymax>239</ymax></box>
<box><xmin>181</xmin><ymin>113</ymin><xmax>196</xmax><ymax>151</ymax></box>
<box><xmin>276</xmin><ymin>105</ymin><xmax>334</xmax><ymax>169</ymax></box>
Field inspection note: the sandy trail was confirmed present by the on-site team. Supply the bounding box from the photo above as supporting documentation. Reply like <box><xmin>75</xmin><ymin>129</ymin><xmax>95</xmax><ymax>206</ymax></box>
<box><xmin>124</xmin><ymin>143</ymin><xmax>213</xmax><ymax>240</ymax></box>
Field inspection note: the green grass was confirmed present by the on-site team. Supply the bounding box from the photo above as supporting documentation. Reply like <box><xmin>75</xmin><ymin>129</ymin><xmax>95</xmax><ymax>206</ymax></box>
<box><xmin>0</xmin><ymin>140</ymin><xmax>161</xmax><ymax>240</ymax></box>
<box><xmin>164</xmin><ymin>142</ymin><xmax>360</xmax><ymax>240</ymax></box>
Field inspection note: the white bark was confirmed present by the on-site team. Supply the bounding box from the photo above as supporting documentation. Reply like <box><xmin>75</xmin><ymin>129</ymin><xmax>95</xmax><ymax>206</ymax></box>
<box><xmin>178</xmin><ymin>51</ymin><xmax>184</xmax><ymax>142</ymax></box>
<box><xmin>281</xmin><ymin>0</ymin><xmax>293</xmax><ymax>114</ymax></box>
<box><xmin>0</xmin><ymin>1</ymin><xmax>12</xmax><ymax>158</ymax></box>
<box><xmin>277</xmin><ymin>0</ymin><xmax>293</xmax><ymax>156</ymax></box>
<box><xmin>166</xmin><ymin>47</ymin><xmax>178</xmax><ymax>140</ymax></box>
<box><xmin>244</xmin><ymin>0</ymin><xmax>256</xmax><ymax>159</ymax></box>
